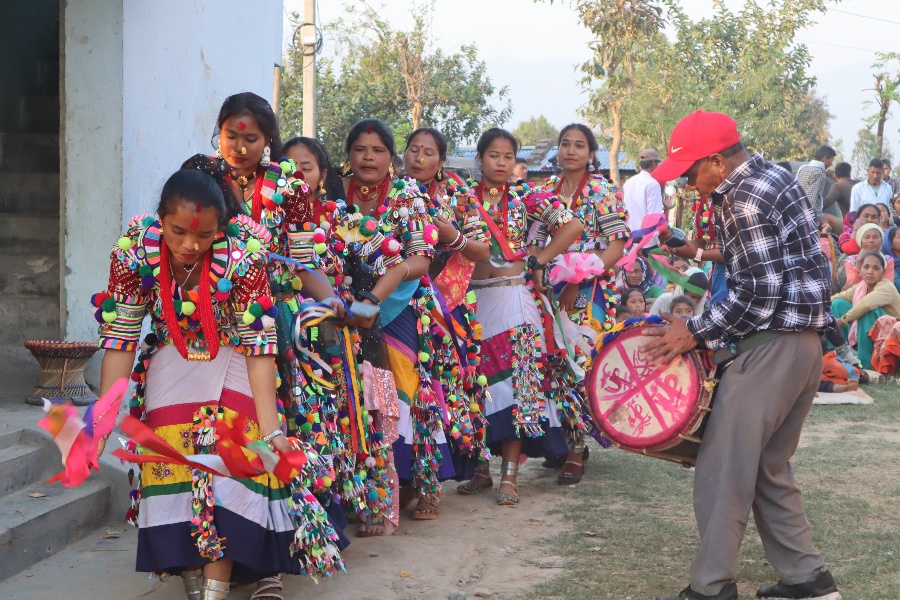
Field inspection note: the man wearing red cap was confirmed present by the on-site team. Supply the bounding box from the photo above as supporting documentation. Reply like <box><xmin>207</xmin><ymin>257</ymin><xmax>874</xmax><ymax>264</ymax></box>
<box><xmin>645</xmin><ymin>111</ymin><xmax>840</xmax><ymax>600</ymax></box>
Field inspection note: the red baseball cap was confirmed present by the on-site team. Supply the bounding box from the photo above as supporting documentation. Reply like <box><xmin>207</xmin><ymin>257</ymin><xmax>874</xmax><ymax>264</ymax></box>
<box><xmin>652</xmin><ymin>111</ymin><xmax>741</xmax><ymax>183</ymax></box>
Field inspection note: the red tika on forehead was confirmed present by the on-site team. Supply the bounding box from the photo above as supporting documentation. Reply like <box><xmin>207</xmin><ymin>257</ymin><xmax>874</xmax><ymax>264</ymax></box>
<box><xmin>365</xmin><ymin>125</ymin><xmax>373</xmax><ymax>134</ymax></box>
<box><xmin>238</xmin><ymin>121</ymin><xmax>247</xmax><ymax>131</ymax></box>
<box><xmin>190</xmin><ymin>216</ymin><xmax>199</xmax><ymax>230</ymax></box>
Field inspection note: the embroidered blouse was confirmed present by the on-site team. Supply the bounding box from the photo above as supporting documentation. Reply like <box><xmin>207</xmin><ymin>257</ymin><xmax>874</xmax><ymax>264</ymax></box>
<box><xmin>94</xmin><ymin>214</ymin><xmax>277</xmax><ymax>357</ymax></box>
<box><xmin>534</xmin><ymin>174</ymin><xmax>629</xmax><ymax>252</ymax></box>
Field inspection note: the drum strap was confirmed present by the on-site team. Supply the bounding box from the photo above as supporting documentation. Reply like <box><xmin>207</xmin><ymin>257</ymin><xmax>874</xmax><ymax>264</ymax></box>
<box><xmin>712</xmin><ymin>330</ymin><xmax>786</xmax><ymax>366</ymax></box>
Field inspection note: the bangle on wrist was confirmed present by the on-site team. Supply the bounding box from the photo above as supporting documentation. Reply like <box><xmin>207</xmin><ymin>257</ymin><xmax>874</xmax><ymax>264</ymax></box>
<box><xmin>401</xmin><ymin>262</ymin><xmax>410</xmax><ymax>281</ymax></box>
<box><xmin>694</xmin><ymin>247</ymin><xmax>704</xmax><ymax>261</ymax></box>
<box><xmin>356</xmin><ymin>290</ymin><xmax>381</xmax><ymax>305</ymax></box>
<box><xmin>262</xmin><ymin>429</ymin><xmax>284</xmax><ymax>443</ymax></box>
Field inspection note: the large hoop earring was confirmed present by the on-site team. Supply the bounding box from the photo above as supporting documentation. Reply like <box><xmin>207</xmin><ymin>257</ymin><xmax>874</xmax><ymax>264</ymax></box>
<box><xmin>260</xmin><ymin>145</ymin><xmax>271</xmax><ymax>167</ymax></box>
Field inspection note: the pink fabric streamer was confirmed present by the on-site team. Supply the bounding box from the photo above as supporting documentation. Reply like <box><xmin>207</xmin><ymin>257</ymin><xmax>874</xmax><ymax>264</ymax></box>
<box><xmin>616</xmin><ymin>213</ymin><xmax>667</xmax><ymax>271</ymax></box>
<box><xmin>548</xmin><ymin>252</ymin><xmax>608</xmax><ymax>284</ymax></box>
<box><xmin>38</xmin><ymin>378</ymin><xmax>129</xmax><ymax>487</ymax></box>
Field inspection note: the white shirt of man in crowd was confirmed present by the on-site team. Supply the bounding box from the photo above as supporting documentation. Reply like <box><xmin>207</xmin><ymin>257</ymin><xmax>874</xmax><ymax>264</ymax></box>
<box><xmin>623</xmin><ymin>149</ymin><xmax>664</xmax><ymax>245</ymax></box>
<box><xmin>850</xmin><ymin>161</ymin><xmax>892</xmax><ymax>211</ymax></box>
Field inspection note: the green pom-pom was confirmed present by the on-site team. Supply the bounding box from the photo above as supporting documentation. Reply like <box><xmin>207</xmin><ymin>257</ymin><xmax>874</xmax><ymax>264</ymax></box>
<box><xmin>300</xmin><ymin>422</ymin><xmax>313</xmax><ymax>433</ymax></box>
<box><xmin>248</xmin><ymin>303</ymin><xmax>264</xmax><ymax>318</ymax></box>
<box><xmin>102</xmin><ymin>310</ymin><xmax>117</xmax><ymax>323</ymax></box>
<box><xmin>421</xmin><ymin>315</ymin><xmax>431</xmax><ymax>327</ymax></box>
<box><xmin>181</xmin><ymin>301</ymin><xmax>196</xmax><ymax>316</ymax></box>
<box><xmin>139</xmin><ymin>265</ymin><xmax>154</xmax><ymax>277</ymax></box>
<box><xmin>141</xmin><ymin>216</ymin><xmax>155</xmax><ymax>227</ymax></box>
<box><xmin>393</xmin><ymin>180</ymin><xmax>404</xmax><ymax>189</ymax></box>
<box><xmin>272</xmin><ymin>192</ymin><xmax>284</xmax><ymax>205</ymax></box>
<box><xmin>173</xmin><ymin>299</ymin><xmax>183</xmax><ymax>314</ymax></box>
<box><xmin>466</xmin><ymin>291</ymin><xmax>477</xmax><ymax>305</ymax></box>
<box><xmin>225</xmin><ymin>223</ymin><xmax>240</xmax><ymax>237</ymax></box>
<box><xmin>117</xmin><ymin>236</ymin><xmax>132</xmax><ymax>251</ymax></box>
<box><xmin>477</xmin><ymin>374</ymin><xmax>488</xmax><ymax>386</ymax></box>
<box><xmin>246</xmin><ymin>238</ymin><xmax>262</xmax><ymax>253</ymax></box>
<box><xmin>418</xmin><ymin>351</ymin><xmax>430</xmax><ymax>362</ymax></box>
<box><xmin>280</xmin><ymin>160</ymin><xmax>292</xmax><ymax>174</ymax></box>
<box><xmin>101</xmin><ymin>298</ymin><xmax>116</xmax><ymax>312</ymax></box>
<box><xmin>242</xmin><ymin>310</ymin><xmax>255</xmax><ymax>325</ymax></box>
<box><xmin>314</xmin><ymin>242</ymin><xmax>327</xmax><ymax>254</ymax></box>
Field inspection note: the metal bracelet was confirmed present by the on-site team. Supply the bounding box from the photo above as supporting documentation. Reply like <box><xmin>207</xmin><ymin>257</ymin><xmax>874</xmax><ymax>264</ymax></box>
<box><xmin>262</xmin><ymin>429</ymin><xmax>284</xmax><ymax>443</ymax></box>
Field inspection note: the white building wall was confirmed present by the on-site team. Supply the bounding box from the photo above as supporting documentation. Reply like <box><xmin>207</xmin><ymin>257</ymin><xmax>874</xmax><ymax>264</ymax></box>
<box><xmin>62</xmin><ymin>0</ymin><xmax>124</xmax><ymax>343</ymax></box>
<box><xmin>121</xmin><ymin>0</ymin><xmax>283</xmax><ymax>220</ymax></box>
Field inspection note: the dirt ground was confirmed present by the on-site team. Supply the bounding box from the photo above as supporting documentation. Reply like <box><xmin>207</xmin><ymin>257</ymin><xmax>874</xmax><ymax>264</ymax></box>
<box><xmin>0</xmin><ymin>459</ymin><xmax>577</xmax><ymax>600</ymax></box>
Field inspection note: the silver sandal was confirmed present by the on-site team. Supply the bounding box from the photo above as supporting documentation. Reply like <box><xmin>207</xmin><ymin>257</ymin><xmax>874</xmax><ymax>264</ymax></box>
<box><xmin>496</xmin><ymin>460</ymin><xmax>519</xmax><ymax>506</ymax></box>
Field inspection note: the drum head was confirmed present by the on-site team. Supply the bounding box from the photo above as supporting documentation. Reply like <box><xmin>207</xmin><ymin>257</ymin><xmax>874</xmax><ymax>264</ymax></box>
<box><xmin>588</xmin><ymin>326</ymin><xmax>701</xmax><ymax>450</ymax></box>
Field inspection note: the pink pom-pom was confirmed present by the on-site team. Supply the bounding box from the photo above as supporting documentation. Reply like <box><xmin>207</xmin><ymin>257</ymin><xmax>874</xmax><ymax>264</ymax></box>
<box><xmin>615</xmin><ymin>191</ymin><xmax>623</xmax><ymax>200</ymax></box>
<box><xmin>423</xmin><ymin>224</ymin><xmax>439</xmax><ymax>245</ymax></box>
<box><xmin>377</xmin><ymin>206</ymin><xmax>388</xmax><ymax>215</ymax></box>
<box><xmin>313</xmin><ymin>231</ymin><xmax>326</xmax><ymax>244</ymax></box>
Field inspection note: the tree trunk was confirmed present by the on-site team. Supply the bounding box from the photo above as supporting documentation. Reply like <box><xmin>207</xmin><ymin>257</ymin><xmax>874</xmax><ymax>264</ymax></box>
<box><xmin>411</xmin><ymin>101</ymin><xmax>422</xmax><ymax>131</ymax></box>
<box><xmin>609</xmin><ymin>101</ymin><xmax>623</xmax><ymax>184</ymax></box>
<box><xmin>876</xmin><ymin>98</ymin><xmax>888</xmax><ymax>158</ymax></box>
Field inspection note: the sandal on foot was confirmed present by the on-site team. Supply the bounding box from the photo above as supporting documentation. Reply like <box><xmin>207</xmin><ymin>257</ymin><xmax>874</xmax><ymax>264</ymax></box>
<box><xmin>457</xmin><ymin>471</ymin><xmax>493</xmax><ymax>495</ymax></box>
<box><xmin>540</xmin><ymin>454</ymin><xmax>566</xmax><ymax>469</ymax></box>
<box><xmin>251</xmin><ymin>576</ymin><xmax>284</xmax><ymax>600</ymax></box>
<box><xmin>357</xmin><ymin>519</ymin><xmax>387</xmax><ymax>537</ymax></box>
<box><xmin>411</xmin><ymin>496</ymin><xmax>440</xmax><ymax>520</ymax></box>
<box><xmin>496</xmin><ymin>460</ymin><xmax>519</xmax><ymax>506</ymax></box>
<box><xmin>557</xmin><ymin>460</ymin><xmax>585</xmax><ymax>485</ymax></box>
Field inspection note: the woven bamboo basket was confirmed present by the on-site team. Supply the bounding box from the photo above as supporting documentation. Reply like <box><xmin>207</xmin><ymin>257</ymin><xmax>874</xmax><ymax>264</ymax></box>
<box><xmin>24</xmin><ymin>340</ymin><xmax>99</xmax><ymax>406</ymax></box>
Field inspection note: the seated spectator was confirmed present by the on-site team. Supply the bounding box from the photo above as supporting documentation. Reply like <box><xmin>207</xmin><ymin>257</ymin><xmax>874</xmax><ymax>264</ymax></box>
<box><xmin>869</xmin><ymin>314</ymin><xmax>900</xmax><ymax>375</ymax></box>
<box><xmin>665</xmin><ymin>256</ymin><xmax>692</xmax><ymax>293</ymax></box>
<box><xmin>819</xmin><ymin>221</ymin><xmax>838</xmax><ymax>289</ymax></box>
<box><xmin>838</xmin><ymin>203</ymin><xmax>881</xmax><ymax>255</ymax></box>
<box><xmin>881</xmin><ymin>226</ymin><xmax>900</xmax><ymax>291</ymax></box>
<box><xmin>877</xmin><ymin>203</ymin><xmax>893</xmax><ymax>230</ymax></box>
<box><xmin>819</xmin><ymin>346</ymin><xmax>867</xmax><ymax>394</ymax></box>
<box><xmin>649</xmin><ymin>268</ymin><xmax>709</xmax><ymax>316</ymax></box>
<box><xmin>620</xmin><ymin>287</ymin><xmax>648</xmax><ymax>317</ymax></box>
<box><xmin>616</xmin><ymin>256</ymin><xmax>664</xmax><ymax>300</ymax></box>
<box><xmin>832</xmin><ymin>251</ymin><xmax>900</xmax><ymax>369</ymax></box>
<box><xmin>850</xmin><ymin>158</ymin><xmax>891</xmax><ymax>211</ymax></box>
<box><xmin>844</xmin><ymin>223</ymin><xmax>894</xmax><ymax>288</ymax></box>
<box><xmin>824</xmin><ymin>161</ymin><xmax>855</xmax><ymax>218</ymax></box>
<box><xmin>891</xmin><ymin>194</ymin><xmax>900</xmax><ymax>225</ymax></box>
<box><xmin>669</xmin><ymin>295</ymin><xmax>696</xmax><ymax>319</ymax></box>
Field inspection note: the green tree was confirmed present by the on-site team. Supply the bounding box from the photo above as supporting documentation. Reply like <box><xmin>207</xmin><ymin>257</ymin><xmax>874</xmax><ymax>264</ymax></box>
<box><xmin>618</xmin><ymin>0</ymin><xmax>832</xmax><ymax>162</ymax></box>
<box><xmin>280</xmin><ymin>2</ymin><xmax>513</xmax><ymax>162</ymax></box>
<box><xmin>851</xmin><ymin>127</ymin><xmax>893</xmax><ymax>178</ymax></box>
<box><xmin>513</xmin><ymin>116</ymin><xmax>560</xmax><ymax>146</ymax></box>
<box><xmin>864</xmin><ymin>52</ymin><xmax>900</xmax><ymax>158</ymax></box>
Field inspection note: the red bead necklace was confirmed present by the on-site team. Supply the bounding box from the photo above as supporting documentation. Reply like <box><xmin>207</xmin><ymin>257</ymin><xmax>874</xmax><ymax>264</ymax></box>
<box><xmin>159</xmin><ymin>240</ymin><xmax>220</xmax><ymax>361</ymax></box>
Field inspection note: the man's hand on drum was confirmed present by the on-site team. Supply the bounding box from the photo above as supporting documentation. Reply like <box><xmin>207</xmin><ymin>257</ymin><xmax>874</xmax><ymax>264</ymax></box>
<box><xmin>643</xmin><ymin>311</ymin><xmax>699</xmax><ymax>364</ymax></box>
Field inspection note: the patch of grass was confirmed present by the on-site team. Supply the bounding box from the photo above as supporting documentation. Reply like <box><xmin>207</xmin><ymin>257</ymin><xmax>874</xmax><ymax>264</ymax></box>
<box><xmin>525</xmin><ymin>383</ymin><xmax>900</xmax><ymax>600</ymax></box>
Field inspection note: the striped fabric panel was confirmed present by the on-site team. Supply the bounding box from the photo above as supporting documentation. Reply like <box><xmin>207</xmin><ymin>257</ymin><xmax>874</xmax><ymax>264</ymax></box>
<box><xmin>98</xmin><ymin>294</ymin><xmax>148</xmax><ymax>351</ymax></box>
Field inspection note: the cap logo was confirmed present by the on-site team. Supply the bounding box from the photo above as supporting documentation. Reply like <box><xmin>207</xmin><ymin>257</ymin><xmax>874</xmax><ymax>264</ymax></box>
<box><xmin>671</xmin><ymin>146</ymin><xmax>684</xmax><ymax>153</ymax></box>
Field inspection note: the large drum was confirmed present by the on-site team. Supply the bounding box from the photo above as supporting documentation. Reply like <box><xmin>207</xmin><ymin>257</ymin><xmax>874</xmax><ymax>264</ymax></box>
<box><xmin>586</xmin><ymin>321</ymin><xmax>717</xmax><ymax>466</ymax></box>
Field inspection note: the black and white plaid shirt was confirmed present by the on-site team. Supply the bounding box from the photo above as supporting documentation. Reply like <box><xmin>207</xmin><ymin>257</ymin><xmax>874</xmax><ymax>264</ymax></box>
<box><xmin>687</xmin><ymin>153</ymin><xmax>833</xmax><ymax>343</ymax></box>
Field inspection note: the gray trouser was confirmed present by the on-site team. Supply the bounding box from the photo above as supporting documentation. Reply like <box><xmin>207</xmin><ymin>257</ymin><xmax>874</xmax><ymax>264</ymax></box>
<box><xmin>690</xmin><ymin>330</ymin><xmax>826</xmax><ymax>595</ymax></box>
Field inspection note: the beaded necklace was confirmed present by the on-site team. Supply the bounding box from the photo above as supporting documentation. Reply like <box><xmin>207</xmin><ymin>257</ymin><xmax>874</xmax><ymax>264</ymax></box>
<box><xmin>554</xmin><ymin>171</ymin><xmax>590</xmax><ymax>208</ymax></box>
<box><xmin>477</xmin><ymin>182</ymin><xmax>510</xmax><ymax>236</ymax></box>
<box><xmin>158</xmin><ymin>240</ymin><xmax>219</xmax><ymax>361</ymax></box>
<box><xmin>692</xmin><ymin>194</ymin><xmax>716</xmax><ymax>243</ymax></box>
<box><xmin>347</xmin><ymin>176</ymin><xmax>391</xmax><ymax>213</ymax></box>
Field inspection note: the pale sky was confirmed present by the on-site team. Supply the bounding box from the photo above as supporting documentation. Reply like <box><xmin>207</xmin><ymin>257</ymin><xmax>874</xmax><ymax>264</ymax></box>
<box><xmin>282</xmin><ymin>0</ymin><xmax>899</xmax><ymax>161</ymax></box>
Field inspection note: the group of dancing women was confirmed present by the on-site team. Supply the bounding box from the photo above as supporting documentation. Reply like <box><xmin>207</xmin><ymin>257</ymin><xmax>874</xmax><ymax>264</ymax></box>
<box><xmin>91</xmin><ymin>92</ymin><xmax>632</xmax><ymax>599</ymax></box>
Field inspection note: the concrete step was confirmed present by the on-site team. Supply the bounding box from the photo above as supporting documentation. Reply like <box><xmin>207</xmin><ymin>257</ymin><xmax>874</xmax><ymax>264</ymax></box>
<box><xmin>0</xmin><ymin>215</ymin><xmax>59</xmax><ymax>254</ymax></box>
<box><xmin>0</xmin><ymin>344</ymin><xmax>42</xmax><ymax>402</ymax></box>
<box><xmin>35</xmin><ymin>60</ymin><xmax>59</xmax><ymax>96</ymax></box>
<box><xmin>0</xmin><ymin>132</ymin><xmax>60</xmax><ymax>172</ymax></box>
<box><xmin>0</xmin><ymin>172</ymin><xmax>59</xmax><ymax>215</ymax></box>
<box><xmin>18</xmin><ymin>96</ymin><xmax>59</xmax><ymax>134</ymax></box>
<box><xmin>0</xmin><ymin>253</ymin><xmax>59</xmax><ymax>297</ymax></box>
<box><xmin>0</xmin><ymin>297</ymin><xmax>61</xmax><ymax>345</ymax></box>
<box><xmin>0</xmin><ymin>477</ymin><xmax>110</xmax><ymax>581</ymax></box>
<box><xmin>0</xmin><ymin>429</ymin><xmax>56</xmax><ymax>497</ymax></box>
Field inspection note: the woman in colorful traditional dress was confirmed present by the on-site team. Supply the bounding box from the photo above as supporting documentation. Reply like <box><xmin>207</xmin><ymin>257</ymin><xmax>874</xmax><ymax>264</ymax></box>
<box><xmin>456</xmin><ymin>128</ymin><xmax>584</xmax><ymax>506</ymax></box>
<box><xmin>277</xmin><ymin>136</ymin><xmax>394</xmax><ymax>546</ymax></box>
<box><xmin>92</xmin><ymin>158</ymin><xmax>343</xmax><ymax>600</ymax></box>
<box><xmin>537</xmin><ymin>124</ymin><xmax>629</xmax><ymax>485</ymax></box>
<box><xmin>336</xmin><ymin>118</ymin><xmax>443</xmax><ymax>534</ymax></box>
<box><xmin>403</xmin><ymin>127</ymin><xmax>492</xmax><ymax>519</ymax></box>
